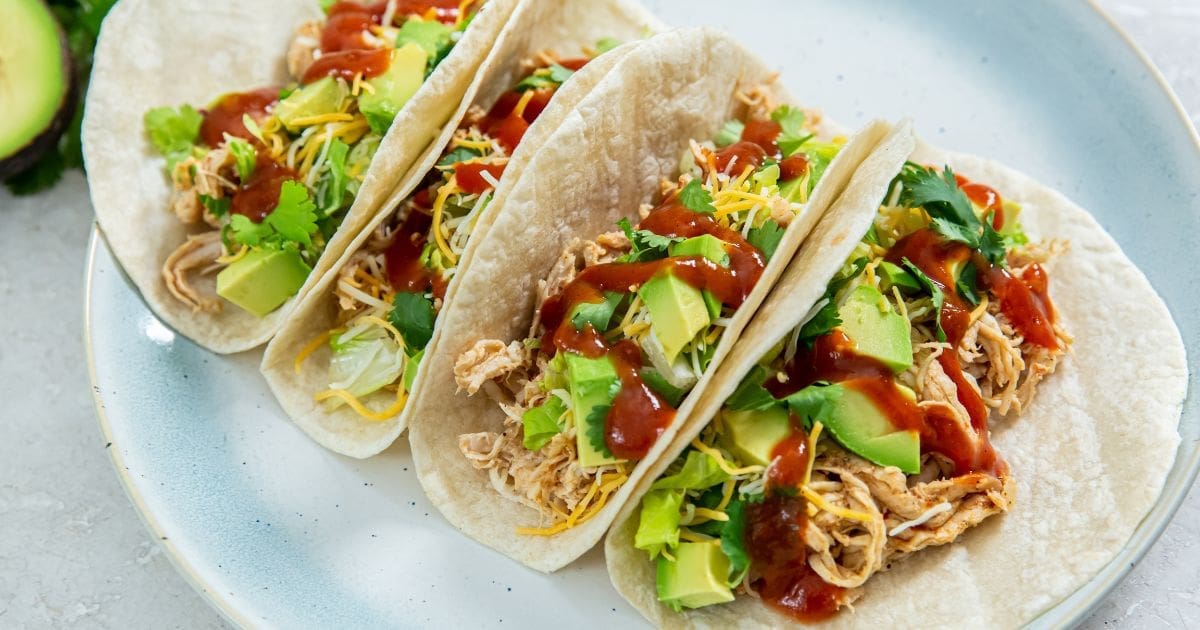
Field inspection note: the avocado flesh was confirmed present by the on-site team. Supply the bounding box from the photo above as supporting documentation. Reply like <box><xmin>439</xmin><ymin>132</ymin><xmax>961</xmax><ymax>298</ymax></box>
<box><xmin>216</xmin><ymin>248</ymin><xmax>312</xmax><ymax>317</ymax></box>
<box><xmin>656</xmin><ymin>540</ymin><xmax>735</xmax><ymax>610</ymax></box>
<box><xmin>878</xmin><ymin>261</ymin><xmax>922</xmax><ymax>293</ymax></box>
<box><xmin>358</xmin><ymin>43</ymin><xmax>428</xmax><ymax>135</ymax></box>
<box><xmin>564</xmin><ymin>353</ymin><xmax>625</xmax><ymax>468</ymax></box>
<box><xmin>822</xmin><ymin>382</ymin><xmax>920</xmax><ymax>474</ymax></box>
<box><xmin>638</xmin><ymin>272</ymin><xmax>711</xmax><ymax>364</ymax></box>
<box><xmin>275</xmin><ymin>77</ymin><xmax>349</xmax><ymax>132</ymax></box>
<box><xmin>838</xmin><ymin>285</ymin><xmax>913</xmax><ymax>372</ymax></box>
<box><xmin>719</xmin><ymin>406</ymin><xmax>792</xmax><ymax>467</ymax></box>
<box><xmin>670</xmin><ymin>234</ymin><xmax>730</xmax><ymax>267</ymax></box>
<box><xmin>0</xmin><ymin>0</ymin><xmax>74</xmax><ymax>179</ymax></box>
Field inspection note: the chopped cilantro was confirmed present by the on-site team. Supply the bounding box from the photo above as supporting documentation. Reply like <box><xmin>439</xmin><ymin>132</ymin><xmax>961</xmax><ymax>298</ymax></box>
<box><xmin>719</xmin><ymin>498</ymin><xmax>750</xmax><ymax>586</ymax></box>
<box><xmin>724</xmin><ymin>366</ymin><xmax>776</xmax><ymax>411</ymax></box>
<box><xmin>229</xmin><ymin>180</ymin><xmax>318</xmax><ymax>248</ymax></box>
<box><xmin>389</xmin><ymin>291</ymin><xmax>436</xmax><ymax>351</ymax></box>
<box><xmin>144</xmin><ymin>105</ymin><xmax>203</xmax><ymax>170</ymax></box>
<box><xmin>979</xmin><ymin>217</ymin><xmax>1007</xmax><ymax>267</ymax></box>
<box><xmin>771</xmin><ymin>105</ymin><xmax>810</xmax><ymax>157</ymax></box>
<box><xmin>617</xmin><ymin>217</ymin><xmax>683</xmax><ymax>262</ymax></box>
<box><xmin>899</xmin><ymin>164</ymin><xmax>978</xmax><ymax>229</ymax></box>
<box><xmin>796</xmin><ymin>257</ymin><xmax>867</xmax><ymax>347</ymax></box>
<box><xmin>678</xmin><ymin>179</ymin><xmax>716</xmax><ymax>214</ymax></box>
<box><xmin>901</xmin><ymin>258</ymin><xmax>947</xmax><ymax>342</ymax></box>
<box><xmin>199</xmin><ymin>194</ymin><xmax>229</xmax><ymax>218</ymax></box>
<box><xmin>437</xmin><ymin>146</ymin><xmax>480</xmax><ymax>167</ymax></box>
<box><xmin>570</xmin><ymin>292</ymin><xmax>623</xmax><ymax>331</ymax></box>
<box><xmin>747</xmin><ymin>220</ymin><xmax>786</xmax><ymax>260</ymax></box>
<box><xmin>957</xmin><ymin>260</ymin><xmax>981</xmax><ymax>306</ymax></box>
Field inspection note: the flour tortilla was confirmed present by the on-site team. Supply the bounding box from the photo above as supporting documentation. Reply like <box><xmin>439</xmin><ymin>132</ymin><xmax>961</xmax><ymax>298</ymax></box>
<box><xmin>84</xmin><ymin>0</ymin><xmax>519</xmax><ymax>353</ymax></box>
<box><xmin>404</xmin><ymin>28</ymin><xmax>898</xmax><ymax>572</ymax></box>
<box><xmin>259</xmin><ymin>0</ymin><xmax>665</xmax><ymax>458</ymax></box>
<box><xmin>604</xmin><ymin>134</ymin><xmax>1187</xmax><ymax>628</ymax></box>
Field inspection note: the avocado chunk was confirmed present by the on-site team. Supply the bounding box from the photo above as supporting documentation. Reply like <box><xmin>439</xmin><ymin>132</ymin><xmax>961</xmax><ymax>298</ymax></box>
<box><xmin>837</xmin><ymin>285</ymin><xmax>912</xmax><ymax>372</ymax></box>
<box><xmin>656</xmin><ymin>540</ymin><xmax>735</xmax><ymax>611</ymax></box>
<box><xmin>359</xmin><ymin>43</ymin><xmax>428</xmax><ymax>135</ymax></box>
<box><xmin>216</xmin><ymin>248</ymin><xmax>312</xmax><ymax>317</ymax></box>
<box><xmin>275</xmin><ymin>76</ymin><xmax>349</xmax><ymax>132</ymax></box>
<box><xmin>669</xmin><ymin>235</ymin><xmax>730</xmax><ymax>267</ymax></box>
<box><xmin>638</xmin><ymin>272</ymin><xmax>711</xmax><ymax>364</ymax></box>
<box><xmin>0</xmin><ymin>0</ymin><xmax>75</xmax><ymax>179</ymax></box>
<box><xmin>719</xmin><ymin>406</ymin><xmax>792</xmax><ymax>467</ymax></box>
<box><xmin>878</xmin><ymin>261</ymin><xmax>922</xmax><ymax>293</ymax></box>
<box><xmin>820</xmin><ymin>382</ymin><xmax>920</xmax><ymax>474</ymax></box>
<box><xmin>564</xmin><ymin>352</ymin><xmax>625</xmax><ymax>468</ymax></box>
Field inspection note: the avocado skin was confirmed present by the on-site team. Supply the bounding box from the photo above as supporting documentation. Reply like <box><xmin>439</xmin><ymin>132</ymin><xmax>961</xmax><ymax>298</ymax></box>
<box><xmin>0</xmin><ymin>0</ymin><xmax>76</xmax><ymax>181</ymax></box>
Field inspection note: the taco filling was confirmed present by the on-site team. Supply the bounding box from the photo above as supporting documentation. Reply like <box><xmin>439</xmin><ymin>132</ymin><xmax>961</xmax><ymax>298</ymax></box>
<box><xmin>632</xmin><ymin>163</ymin><xmax>1070</xmax><ymax>620</ymax></box>
<box><xmin>143</xmin><ymin>0</ymin><xmax>483</xmax><ymax>317</ymax></box>
<box><xmin>454</xmin><ymin>93</ymin><xmax>846</xmax><ymax>535</ymax></box>
<box><xmin>294</xmin><ymin>47</ymin><xmax>609</xmax><ymax>420</ymax></box>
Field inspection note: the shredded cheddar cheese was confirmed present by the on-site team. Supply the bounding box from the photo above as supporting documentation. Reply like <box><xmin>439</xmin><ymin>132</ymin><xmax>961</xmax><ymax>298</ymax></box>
<box><xmin>294</xmin><ymin>330</ymin><xmax>333</xmax><ymax>374</ymax></box>
<box><xmin>314</xmin><ymin>385</ymin><xmax>407</xmax><ymax>422</ymax></box>
<box><xmin>430</xmin><ymin>177</ymin><xmax>461</xmax><ymax>265</ymax></box>
<box><xmin>690</xmin><ymin>438</ymin><xmax>764</xmax><ymax>477</ymax></box>
<box><xmin>801</xmin><ymin>486</ymin><xmax>874</xmax><ymax>524</ymax></box>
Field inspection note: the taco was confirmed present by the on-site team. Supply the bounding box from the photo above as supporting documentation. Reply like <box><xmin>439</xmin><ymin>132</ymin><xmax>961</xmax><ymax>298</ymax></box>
<box><xmin>404</xmin><ymin>28</ymin><xmax>904</xmax><ymax>572</ymax></box>
<box><xmin>604</xmin><ymin>132</ymin><xmax>1186</xmax><ymax>626</ymax></box>
<box><xmin>258</xmin><ymin>0</ymin><xmax>663</xmax><ymax>457</ymax></box>
<box><xmin>84</xmin><ymin>0</ymin><xmax>523</xmax><ymax>353</ymax></box>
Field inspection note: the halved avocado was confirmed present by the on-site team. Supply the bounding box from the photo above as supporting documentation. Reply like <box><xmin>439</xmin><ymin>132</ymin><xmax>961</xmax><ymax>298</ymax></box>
<box><xmin>0</xmin><ymin>0</ymin><xmax>76</xmax><ymax>179</ymax></box>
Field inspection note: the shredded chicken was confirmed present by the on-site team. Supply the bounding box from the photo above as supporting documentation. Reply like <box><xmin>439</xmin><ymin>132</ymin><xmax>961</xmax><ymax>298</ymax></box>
<box><xmin>170</xmin><ymin>147</ymin><xmax>235</xmax><ymax>226</ymax></box>
<box><xmin>286</xmin><ymin>20</ymin><xmax>322</xmax><ymax>80</ymax></box>
<box><xmin>161</xmin><ymin>231</ymin><xmax>225</xmax><ymax>312</ymax></box>
<box><xmin>455</xmin><ymin>340</ymin><xmax>526</xmax><ymax>395</ymax></box>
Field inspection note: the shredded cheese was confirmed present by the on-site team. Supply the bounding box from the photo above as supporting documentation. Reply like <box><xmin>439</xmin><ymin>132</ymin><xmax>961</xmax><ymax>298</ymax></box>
<box><xmin>288</xmin><ymin>112</ymin><xmax>355</xmax><ymax>127</ymax></box>
<box><xmin>215</xmin><ymin>245</ymin><xmax>249</xmax><ymax>265</ymax></box>
<box><xmin>430</xmin><ymin>177</ymin><xmax>461</xmax><ymax>265</ymax></box>
<box><xmin>511</xmin><ymin>89</ymin><xmax>537</xmax><ymax>119</ymax></box>
<box><xmin>314</xmin><ymin>386</ymin><xmax>407</xmax><ymax>421</ymax></box>
<box><xmin>690</xmin><ymin>438</ymin><xmax>765</xmax><ymax>477</ymax></box>
<box><xmin>800</xmin><ymin>487</ymin><xmax>874</xmax><ymax>524</ymax></box>
<box><xmin>888</xmin><ymin>502</ymin><xmax>953</xmax><ymax>537</ymax></box>
<box><xmin>802</xmin><ymin>421</ymin><xmax>824</xmax><ymax>487</ymax></box>
<box><xmin>294</xmin><ymin>330</ymin><xmax>333</xmax><ymax>374</ymax></box>
<box><xmin>516</xmin><ymin>470</ymin><xmax>628</xmax><ymax>536</ymax></box>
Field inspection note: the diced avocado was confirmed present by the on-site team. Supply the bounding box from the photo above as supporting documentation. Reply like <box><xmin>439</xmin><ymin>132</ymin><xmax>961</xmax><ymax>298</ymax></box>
<box><xmin>779</xmin><ymin>176</ymin><xmax>806</xmax><ymax>203</ymax></box>
<box><xmin>719</xmin><ymin>406</ymin><xmax>792</xmax><ymax>467</ymax></box>
<box><xmin>878</xmin><ymin>261</ymin><xmax>922</xmax><ymax>293</ymax></box>
<box><xmin>669</xmin><ymin>235</ymin><xmax>730</xmax><ymax>267</ymax></box>
<box><xmin>656</xmin><ymin>540</ymin><xmax>735</xmax><ymax>611</ymax></box>
<box><xmin>821</xmin><ymin>382</ymin><xmax>920</xmax><ymax>474</ymax></box>
<box><xmin>274</xmin><ymin>76</ymin><xmax>348</xmax><ymax>132</ymax></box>
<box><xmin>638</xmin><ymin>272</ymin><xmax>711</xmax><ymax>364</ymax></box>
<box><xmin>359</xmin><ymin>43</ymin><xmax>428</xmax><ymax>135</ymax></box>
<box><xmin>701</xmin><ymin>290</ymin><xmax>722</xmax><ymax>320</ymax></box>
<box><xmin>564</xmin><ymin>353</ymin><xmax>625</xmax><ymax>468</ymax></box>
<box><xmin>403</xmin><ymin>349</ymin><xmax>423</xmax><ymax>392</ymax></box>
<box><xmin>837</xmin><ymin>285</ymin><xmax>912</xmax><ymax>372</ymax></box>
<box><xmin>997</xmin><ymin>199</ymin><xmax>1025</xmax><ymax>239</ymax></box>
<box><xmin>216</xmin><ymin>248</ymin><xmax>311</xmax><ymax>317</ymax></box>
<box><xmin>394</xmin><ymin>18</ymin><xmax>451</xmax><ymax>64</ymax></box>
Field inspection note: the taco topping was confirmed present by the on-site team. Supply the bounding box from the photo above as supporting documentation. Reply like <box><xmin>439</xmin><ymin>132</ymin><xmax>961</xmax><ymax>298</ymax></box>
<box><xmin>293</xmin><ymin>48</ymin><xmax>600</xmax><ymax>421</ymax></box>
<box><xmin>634</xmin><ymin>163</ymin><xmax>1069</xmax><ymax>620</ymax></box>
<box><xmin>454</xmin><ymin>93</ymin><xmax>848</xmax><ymax>535</ymax></box>
<box><xmin>143</xmin><ymin>0</ymin><xmax>482</xmax><ymax>318</ymax></box>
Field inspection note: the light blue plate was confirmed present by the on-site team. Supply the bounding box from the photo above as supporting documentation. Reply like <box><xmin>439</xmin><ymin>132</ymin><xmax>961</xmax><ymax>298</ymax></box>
<box><xmin>87</xmin><ymin>1</ymin><xmax>1199</xmax><ymax>627</ymax></box>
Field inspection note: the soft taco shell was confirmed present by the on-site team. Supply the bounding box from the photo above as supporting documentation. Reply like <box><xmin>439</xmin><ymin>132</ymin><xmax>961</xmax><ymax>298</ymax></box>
<box><xmin>258</xmin><ymin>0</ymin><xmax>663</xmax><ymax>459</ymax></box>
<box><xmin>604</xmin><ymin>135</ymin><xmax>1186</xmax><ymax>628</ymax></box>
<box><xmin>84</xmin><ymin>0</ymin><xmax>519</xmax><ymax>353</ymax></box>
<box><xmin>404</xmin><ymin>27</ymin><xmax>896</xmax><ymax>572</ymax></box>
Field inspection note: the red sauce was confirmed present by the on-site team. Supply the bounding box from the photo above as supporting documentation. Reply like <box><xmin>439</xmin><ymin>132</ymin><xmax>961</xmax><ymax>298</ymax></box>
<box><xmin>539</xmin><ymin>203</ymin><xmax>765</xmax><ymax>351</ymax></box>
<box><xmin>605</xmin><ymin>340</ymin><xmax>673</xmax><ymax>459</ymax></box>
<box><xmin>199</xmin><ymin>88</ymin><xmax>278</xmax><ymax>148</ymax></box>
<box><xmin>741</xmin><ymin>118</ymin><xmax>782</xmax><ymax>156</ymax></box>
<box><xmin>384</xmin><ymin>207</ymin><xmax>448</xmax><ymax>300</ymax></box>
<box><xmin>980</xmin><ymin>263</ymin><xmax>1058</xmax><ymax>349</ymax></box>
<box><xmin>321</xmin><ymin>6</ymin><xmax>378</xmax><ymax>52</ymax></box>
<box><xmin>743</xmin><ymin>418</ymin><xmax>847</xmax><ymax>621</ymax></box>
<box><xmin>454</xmin><ymin>161</ymin><xmax>507</xmax><ymax>195</ymax></box>
<box><xmin>303</xmin><ymin>48</ymin><xmax>393</xmax><ymax>84</ymax></box>
<box><xmin>956</xmin><ymin>173</ymin><xmax>1004</xmax><ymax>229</ymax></box>
<box><xmin>713</xmin><ymin>141</ymin><xmax>767</xmax><ymax>174</ymax></box>
<box><xmin>229</xmin><ymin>156</ymin><xmax>298</xmax><ymax>223</ymax></box>
<box><xmin>779</xmin><ymin>154</ymin><xmax>809</xmax><ymax>182</ymax></box>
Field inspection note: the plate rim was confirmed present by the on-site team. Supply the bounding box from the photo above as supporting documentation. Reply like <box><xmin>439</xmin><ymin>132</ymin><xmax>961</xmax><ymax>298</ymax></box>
<box><xmin>83</xmin><ymin>0</ymin><xmax>1200</xmax><ymax>626</ymax></box>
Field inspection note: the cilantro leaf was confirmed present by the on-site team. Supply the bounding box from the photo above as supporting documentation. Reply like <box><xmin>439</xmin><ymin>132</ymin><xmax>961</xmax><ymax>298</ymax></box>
<box><xmin>516</xmin><ymin>63</ymin><xmax>575</xmax><ymax>91</ymax></box>
<box><xmin>641</xmin><ymin>368</ymin><xmax>687</xmax><ymax>407</ymax></box>
<box><xmin>618</xmin><ymin>217</ymin><xmax>683</xmax><ymax>262</ymax></box>
<box><xmin>437</xmin><ymin>146</ymin><xmax>480</xmax><ymax>167</ymax></box>
<box><xmin>678</xmin><ymin>179</ymin><xmax>716</xmax><ymax>214</ymax></box>
<box><xmin>714</xmin><ymin>119</ymin><xmax>744</xmax><ymax>148</ymax></box>
<box><xmin>229</xmin><ymin>214</ymin><xmax>273</xmax><ymax>246</ymax></box>
<box><xmin>725</xmin><ymin>366</ymin><xmax>777</xmax><ymax>411</ymax></box>
<box><xmin>264</xmin><ymin>181</ymin><xmax>318</xmax><ymax>245</ymax></box>
<box><xmin>570</xmin><ymin>291</ymin><xmax>623</xmax><ymax>331</ymax></box>
<box><xmin>979</xmin><ymin>217</ymin><xmax>1007</xmax><ymax>267</ymax></box>
<box><xmin>199</xmin><ymin>194</ymin><xmax>229</xmax><ymax>218</ymax></box>
<box><xmin>720</xmin><ymin>498</ymin><xmax>750</xmax><ymax>586</ymax></box>
<box><xmin>389</xmin><ymin>291</ymin><xmax>436</xmax><ymax>351</ymax></box>
<box><xmin>771</xmin><ymin>105</ymin><xmax>809</xmax><ymax>157</ymax></box>
<box><xmin>901</xmin><ymin>258</ymin><xmax>947</xmax><ymax>342</ymax></box>
<box><xmin>227</xmin><ymin>137</ymin><xmax>256</xmax><ymax>181</ymax></box>
<box><xmin>747</xmin><ymin>220</ymin><xmax>786</xmax><ymax>260</ymax></box>
<box><xmin>929</xmin><ymin>216</ymin><xmax>980</xmax><ymax>248</ymax></box>
<box><xmin>898</xmin><ymin>164</ymin><xmax>979</xmax><ymax>231</ymax></box>
<box><xmin>144</xmin><ymin>105</ymin><xmax>203</xmax><ymax>169</ymax></box>
<box><xmin>956</xmin><ymin>260</ymin><xmax>981</xmax><ymax>306</ymax></box>
<box><xmin>782</xmin><ymin>384</ymin><xmax>840</xmax><ymax>429</ymax></box>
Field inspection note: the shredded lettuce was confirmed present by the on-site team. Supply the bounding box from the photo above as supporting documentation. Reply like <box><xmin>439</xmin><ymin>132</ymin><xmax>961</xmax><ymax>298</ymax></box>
<box><xmin>227</xmin><ymin>137</ymin><xmax>256</xmax><ymax>181</ymax></box>
<box><xmin>651</xmin><ymin>451</ymin><xmax>729</xmax><ymax>491</ymax></box>
<box><xmin>329</xmin><ymin>326</ymin><xmax>405</xmax><ymax>398</ymax></box>
<box><xmin>713</xmin><ymin>119</ymin><xmax>744</xmax><ymax>148</ymax></box>
<box><xmin>316</xmin><ymin>139</ymin><xmax>350</xmax><ymax>216</ymax></box>
<box><xmin>634</xmin><ymin>488</ymin><xmax>684</xmax><ymax>557</ymax></box>
<box><xmin>521</xmin><ymin>397</ymin><xmax>566</xmax><ymax>450</ymax></box>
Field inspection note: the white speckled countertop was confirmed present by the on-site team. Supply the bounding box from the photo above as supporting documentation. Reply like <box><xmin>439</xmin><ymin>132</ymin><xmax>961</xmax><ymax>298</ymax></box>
<box><xmin>0</xmin><ymin>1</ymin><xmax>1195</xmax><ymax>627</ymax></box>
